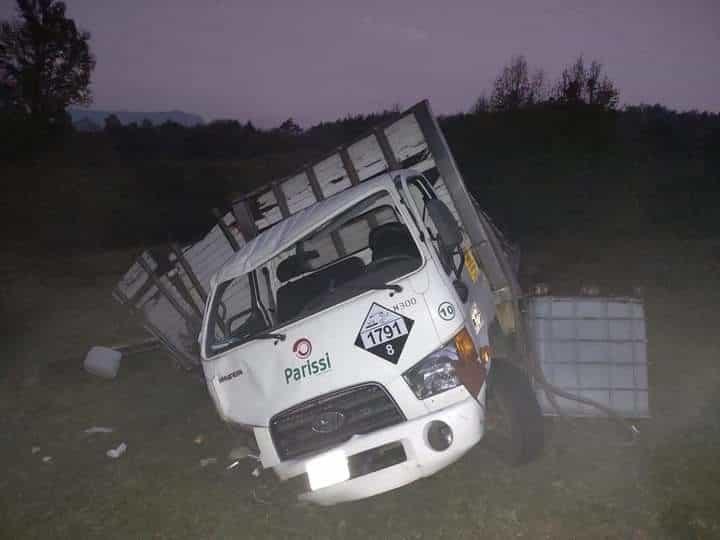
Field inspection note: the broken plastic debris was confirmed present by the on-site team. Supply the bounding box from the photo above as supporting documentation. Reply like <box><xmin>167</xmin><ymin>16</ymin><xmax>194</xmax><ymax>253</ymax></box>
<box><xmin>228</xmin><ymin>446</ymin><xmax>258</xmax><ymax>461</ymax></box>
<box><xmin>200</xmin><ymin>457</ymin><xmax>217</xmax><ymax>468</ymax></box>
<box><xmin>31</xmin><ymin>446</ymin><xmax>40</xmax><ymax>454</ymax></box>
<box><xmin>106</xmin><ymin>442</ymin><xmax>127</xmax><ymax>459</ymax></box>
<box><xmin>84</xmin><ymin>426</ymin><xmax>114</xmax><ymax>435</ymax></box>
<box><xmin>42</xmin><ymin>456</ymin><xmax>52</xmax><ymax>463</ymax></box>
<box><xmin>193</xmin><ymin>434</ymin><xmax>205</xmax><ymax>445</ymax></box>
<box><xmin>251</xmin><ymin>466</ymin><xmax>261</xmax><ymax>477</ymax></box>
<box><xmin>226</xmin><ymin>460</ymin><xmax>240</xmax><ymax>470</ymax></box>
<box><xmin>84</xmin><ymin>346</ymin><xmax>122</xmax><ymax>379</ymax></box>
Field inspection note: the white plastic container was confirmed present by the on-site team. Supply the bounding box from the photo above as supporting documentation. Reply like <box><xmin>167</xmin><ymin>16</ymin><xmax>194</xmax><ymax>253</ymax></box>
<box><xmin>84</xmin><ymin>346</ymin><xmax>122</xmax><ymax>379</ymax></box>
<box><xmin>525</xmin><ymin>296</ymin><xmax>649</xmax><ymax>418</ymax></box>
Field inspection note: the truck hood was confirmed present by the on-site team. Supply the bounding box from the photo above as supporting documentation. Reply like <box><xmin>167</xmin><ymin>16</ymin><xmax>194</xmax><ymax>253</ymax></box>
<box><xmin>203</xmin><ymin>281</ymin><xmax>443</xmax><ymax>427</ymax></box>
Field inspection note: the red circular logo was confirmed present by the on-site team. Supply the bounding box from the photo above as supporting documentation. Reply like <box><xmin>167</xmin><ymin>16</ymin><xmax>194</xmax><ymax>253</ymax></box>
<box><xmin>293</xmin><ymin>338</ymin><xmax>312</xmax><ymax>359</ymax></box>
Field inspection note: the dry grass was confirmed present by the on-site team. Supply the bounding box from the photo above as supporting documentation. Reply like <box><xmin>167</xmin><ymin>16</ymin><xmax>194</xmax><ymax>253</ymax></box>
<box><xmin>1</xmin><ymin>234</ymin><xmax>719</xmax><ymax>539</ymax></box>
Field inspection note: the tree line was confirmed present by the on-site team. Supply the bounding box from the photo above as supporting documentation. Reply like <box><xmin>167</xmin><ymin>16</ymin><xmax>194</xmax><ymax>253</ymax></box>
<box><xmin>1</xmin><ymin>0</ymin><xmax>718</xmax><ymax>253</ymax></box>
<box><xmin>474</xmin><ymin>54</ymin><xmax>618</xmax><ymax>113</ymax></box>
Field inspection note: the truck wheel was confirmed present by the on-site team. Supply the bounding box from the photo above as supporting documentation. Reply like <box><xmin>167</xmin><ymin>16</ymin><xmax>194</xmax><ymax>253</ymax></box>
<box><xmin>484</xmin><ymin>357</ymin><xmax>544</xmax><ymax>465</ymax></box>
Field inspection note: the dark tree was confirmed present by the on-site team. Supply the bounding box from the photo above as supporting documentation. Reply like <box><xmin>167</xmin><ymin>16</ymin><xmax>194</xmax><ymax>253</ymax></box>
<box><xmin>0</xmin><ymin>0</ymin><xmax>95</xmax><ymax>118</ymax></box>
<box><xmin>276</xmin><ymin>117</ymin><xmax>303</xmax><ymax>136</ymax></box>
<box><xmin>490</xmin><ymin>55</ymin><xmax>545</xmax><ymax>111</ymax></box>
<box><xmin>104</xmin><ymin>113</ymin><xmax>121</xmax><ymax>130</ymax></box>
<box><xmin>470</xmin><ymin>92</ymin><xmax>490</xmax><ymax>114</ymax></box>
<box><xmin>554</xmin><ymin>56</ymin><xmax>619</xmax><ymax>109</ymax></box>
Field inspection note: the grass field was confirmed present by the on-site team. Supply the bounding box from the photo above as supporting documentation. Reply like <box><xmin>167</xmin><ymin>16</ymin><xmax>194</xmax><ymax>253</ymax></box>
<box><xmin>2</xmin><ymin>232</ymin><xmax>719</xmax><ymax>539</ymax></box>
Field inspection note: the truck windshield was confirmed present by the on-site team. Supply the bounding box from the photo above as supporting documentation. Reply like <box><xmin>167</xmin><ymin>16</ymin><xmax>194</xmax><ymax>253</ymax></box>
<box><xmin>206</xmin><ymin>190</ymin><xmax>422</xmax><ymax>356</ymax></box>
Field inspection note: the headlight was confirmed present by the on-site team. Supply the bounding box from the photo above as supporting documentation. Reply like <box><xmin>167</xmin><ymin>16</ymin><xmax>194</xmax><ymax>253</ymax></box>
<box><xmin>403</xmin><ymin>344</ymin><xmax>462</xmax><ymax>399</ymax></box>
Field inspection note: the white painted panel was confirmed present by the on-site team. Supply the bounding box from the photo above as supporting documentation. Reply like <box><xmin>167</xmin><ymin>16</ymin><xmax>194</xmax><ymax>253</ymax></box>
<box><xmin>314</xmin><ymin>154</ymin><xmax>350</xmax><ymax>197</ymax></box>
<box><xmin>384</xmin><ymin>114</ymin><xmax>427</xmax><ymax>162</ymax></box>
<box><xmin>410</xmin><ymin>156</ymin><xmax>437</xmax><ymax>174</ymax></box>
<box><xmin>255</xmin><ymin>189</ymin><xmax>283</xmax><ymax>229</ymax></box>
<box><xmin>141</xmin><ymin>294</ymin><xmax>198</xmax><ymax>367</ymax></box>
<box><xmin>282</xmin><ymin>173</ymin><xmax>316</xmax><ymax>214</ymax></box>
<box><xmin>348</xmin><ymin>135</ymin><xmax>387</xmax><ymax>181</ymax></box>
<box><xmin>117</xmin><ymin>261</ymin><xmax>148</xmax><ymax>298</ymax></box>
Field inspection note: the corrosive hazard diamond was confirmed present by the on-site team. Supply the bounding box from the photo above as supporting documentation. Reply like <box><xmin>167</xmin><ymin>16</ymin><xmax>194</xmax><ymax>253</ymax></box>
<box><xmin>354</xmin><ymin>303</ymin><xmax>414</xmax><ymax>364</ymax></box>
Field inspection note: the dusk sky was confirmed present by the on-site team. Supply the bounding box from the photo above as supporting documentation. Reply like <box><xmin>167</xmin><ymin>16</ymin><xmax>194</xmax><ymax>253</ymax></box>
<box><xmin>2</xmin><ymin>0</ymin><xmax>718</xmax><ymax>126</ymax></box>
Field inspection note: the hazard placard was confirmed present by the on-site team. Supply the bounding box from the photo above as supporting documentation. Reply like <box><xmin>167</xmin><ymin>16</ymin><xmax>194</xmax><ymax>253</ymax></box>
<box><xmin>354</xmin><ymin>303</ymin><xmax>414</xmax><ymax>364</ymax></box>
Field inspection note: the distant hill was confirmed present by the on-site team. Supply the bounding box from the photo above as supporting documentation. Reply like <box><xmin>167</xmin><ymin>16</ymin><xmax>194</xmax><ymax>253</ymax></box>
<box><xmin>69</xmin><ymin>108</ymin><xmax>204</xmax><ymax>130</ymax></box>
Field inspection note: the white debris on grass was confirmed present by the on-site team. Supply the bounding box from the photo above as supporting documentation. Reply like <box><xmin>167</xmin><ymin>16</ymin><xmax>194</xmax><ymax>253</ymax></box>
<box><xmin>200</xmin><ymin>457</ymin><xmax>217</xmax><ymax>468</ymax></box>
<box><xmin>106</xmin><ymin>442</ymin><xmax>127</xmax><ymax>459</ymax></box>
<box><xmin>84</xmin><ymin>346</ymin><xmax>122</xmax><ymax>379</ymax></box>
<box><xmin>226</xmin><ymin>446</ymin><xmax>261</xmax><ymax>471</ymax></box>
<box><xmin>31</xmin><ymin>446</ymin><xmax>40</xmax><ymax>454</ymax></box>
<box><xmin>42</xmin><ymin>456</ymin><xmax>52</xmax><ymax>463</ymax></box>
<box><xmin>228</xmin><ymin>446</ymin><xmax>258</xmax><ymax>461</ymax></box>
<box><xmin>84</xmin><ymin>426</ymin><xmax>115</xmax><ymax>435</ymax></box>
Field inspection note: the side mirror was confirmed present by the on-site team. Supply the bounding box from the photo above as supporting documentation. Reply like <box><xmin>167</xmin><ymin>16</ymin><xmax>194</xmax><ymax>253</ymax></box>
<box><xmin>453</xmin><ymin>279</ymin><xmax>469</xmax><ymax>303</ymax></box>
<box><xmin>427</xmin><ymin>199</ymin><xmax>462</xmax><ymax>249</ymax></box>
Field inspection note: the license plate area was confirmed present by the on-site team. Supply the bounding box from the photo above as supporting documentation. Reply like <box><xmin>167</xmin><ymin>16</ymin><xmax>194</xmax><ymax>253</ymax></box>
<box><xmin>303</xmin><ymin>442</ymin><xmax>407</xmax><ymax>492</ymax></box>
<box><xmin>306</xmin><ymin>449</ymin><xmax>350</xmax><ymax>491</ymax></box>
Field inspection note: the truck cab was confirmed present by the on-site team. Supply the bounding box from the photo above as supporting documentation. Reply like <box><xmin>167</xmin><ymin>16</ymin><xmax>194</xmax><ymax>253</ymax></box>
<box><xmin>199</xmin><ymin>170</ymin><xmax>496</xmax><ymax>505</ymax></box>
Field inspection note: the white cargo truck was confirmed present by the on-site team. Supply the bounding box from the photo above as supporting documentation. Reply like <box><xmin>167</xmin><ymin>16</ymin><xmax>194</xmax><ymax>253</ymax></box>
<box><xmin>114</xmin><ymin>101</ymin><xmax>646</xmax><ymax>505</ymax></box>
<box><xmin>199</xmin><ymin>168</ymin><xmax>543</xmax><ymax>504</ymax></box>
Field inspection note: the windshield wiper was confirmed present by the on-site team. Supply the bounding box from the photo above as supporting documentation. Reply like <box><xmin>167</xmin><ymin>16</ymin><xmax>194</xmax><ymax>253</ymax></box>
<box><xmin>252</xmin><ymin>332</ymin><xmax>287</xmax><ymax>342</ymax></box>
<box><xmin>329</xmin><ymin>281</ymin><xmax>402</xmax><ymax>294</ymax></box>
<box><xmin>369</xmin><ymin>284</ymin><xmax>402</xmax><ymax>292</ymax></box>
<box><xmin>210</xmin><ymin>332</ymin><xmax>286</xmax><ymax>351</ymax></box>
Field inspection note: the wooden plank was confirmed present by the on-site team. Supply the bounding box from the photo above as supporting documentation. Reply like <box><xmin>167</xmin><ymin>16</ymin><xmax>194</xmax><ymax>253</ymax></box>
<box><xmin>212</xmin><ymin>208</ymin><xmax>241</xmax><ymax>252</ymax></box>
<box><xmin>306</xmin><ymin>166</ymin><xmax>325</xmax><ymax>201</ymax></box>
<box><xmin>375</xmin><ymin>127</ymin><xmax>400</xmax><ymax>170</ymax></box>
<box><xmin>271</xmin><ymin>181</ymin><xmax>291</xmax><ymax>218</ymax></box>
<box><xmin>254</xmin><ymin>188</ymin><xmax>283</xmax><ymax>229</ymax></box>
<box><xmin>342</xmin><ymin>142</ymin><xmax>379</xmax><ymax>228</ymax></box>
<box><xmin>137</xmin><ymin>255</ymin><xmax>200</xmax><ymax>327</ymax></box>
<box><xmin>113</xmin><ymin>287</ymin><xmax>197</xmax><ymax>369</ymax></box>
<box><xmin>339</xmin><ymin>148</ymin><xmax>361</xmax><ymax>186</ymax></box>
<box><xmin>231</xmin><ymin>199</ymin><xmax>259</xmax><ymax>240</ymax></box>
<box><xmin>170</xmin><ymin>242</ymin><xmax>207</xmax><ymax>303</ymax></box>
<box><xmin>307</xmin><ymin>166</ymin><xmax>346</xmax><ymax>257</ymax></box>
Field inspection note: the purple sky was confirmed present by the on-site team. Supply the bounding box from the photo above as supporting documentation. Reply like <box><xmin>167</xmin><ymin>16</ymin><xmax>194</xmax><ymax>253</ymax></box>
<box><xmin>2</xmin><ymin>0</ymin><xmax>719</xmax><ymax>126</ymax></box>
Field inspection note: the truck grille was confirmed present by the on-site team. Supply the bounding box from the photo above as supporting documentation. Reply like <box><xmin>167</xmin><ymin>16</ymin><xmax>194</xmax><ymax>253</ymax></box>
<box><xmin>270</xmin><ymin>383</ymin><xmax>405</xmax><ymax>461</ymax></box>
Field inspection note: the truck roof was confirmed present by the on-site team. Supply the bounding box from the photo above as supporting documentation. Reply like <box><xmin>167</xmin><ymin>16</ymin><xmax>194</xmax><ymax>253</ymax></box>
<box><xmin>214</xmin><ymin>172</ymin><xmax>405</xmax><ymax>284</ymax></box>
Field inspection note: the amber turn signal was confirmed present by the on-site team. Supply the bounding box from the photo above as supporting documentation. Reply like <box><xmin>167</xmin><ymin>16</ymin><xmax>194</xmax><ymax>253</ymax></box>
<box><xmin>454</xmin><ymin>328</ymin><xmax>478</xmax><ymax>364</ymax></box>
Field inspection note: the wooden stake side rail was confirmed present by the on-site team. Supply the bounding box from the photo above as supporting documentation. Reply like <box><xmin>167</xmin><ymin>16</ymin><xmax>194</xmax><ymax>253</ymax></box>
<box><xmin>114</xmin><ymin>100</ymin><xmax>519</xmax><ymax>368</ymax></box>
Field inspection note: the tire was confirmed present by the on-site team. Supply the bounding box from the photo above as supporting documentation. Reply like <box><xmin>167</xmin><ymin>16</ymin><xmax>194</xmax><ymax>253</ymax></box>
<box><xmin>484</xmin><ymin>357</ymin><xmax>544</xmax><ymax>465</ymax></box>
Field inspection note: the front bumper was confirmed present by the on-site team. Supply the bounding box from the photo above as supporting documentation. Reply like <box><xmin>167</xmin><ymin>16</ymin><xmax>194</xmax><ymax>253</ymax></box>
<box><xmin>275</xmin><ymin>396</ymin><xmax>485</xmax><ymax>506</ymax></box>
